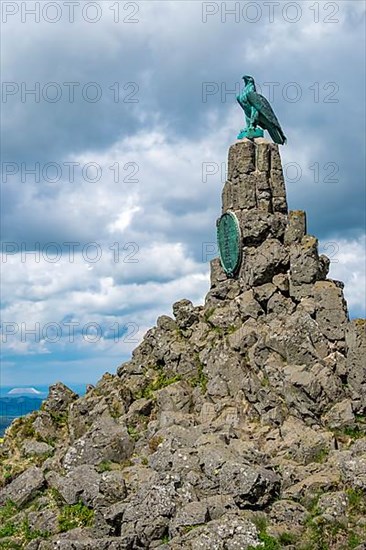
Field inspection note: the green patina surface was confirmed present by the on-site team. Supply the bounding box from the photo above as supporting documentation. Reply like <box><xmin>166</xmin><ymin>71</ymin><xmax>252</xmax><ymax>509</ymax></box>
<box><xmin>217</xmin><ymin>211</ymin><xmax>242</xmax><ymax>277</ymax></box>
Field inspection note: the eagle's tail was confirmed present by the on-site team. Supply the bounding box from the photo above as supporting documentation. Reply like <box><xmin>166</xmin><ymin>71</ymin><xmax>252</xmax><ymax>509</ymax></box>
<box><xmin>267</xmin><ymin>124</ymin><xmax>287</xmax><ymax>145</ymax></box>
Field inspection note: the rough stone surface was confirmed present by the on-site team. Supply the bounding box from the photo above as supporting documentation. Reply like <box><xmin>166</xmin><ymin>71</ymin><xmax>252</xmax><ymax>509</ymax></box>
<box><xmin>1</xmin><ymin>139</ymin><xmax>365</xmax><ymax>550</ymax></box>
<box><xmin>0</xmin><ymin>467</ymin><xmax>44</xmax><ymax>506</ymax></box>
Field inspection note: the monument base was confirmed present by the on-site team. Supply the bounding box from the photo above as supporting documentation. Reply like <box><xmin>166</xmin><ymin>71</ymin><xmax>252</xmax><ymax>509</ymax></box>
<box><xmin>237</xmin><ymin>127</ymin><xmax>264</xmax><ymax>140</ymax></box>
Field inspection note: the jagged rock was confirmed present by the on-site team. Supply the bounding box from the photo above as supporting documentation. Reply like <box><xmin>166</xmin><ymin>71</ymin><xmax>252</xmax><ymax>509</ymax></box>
<box><xmin>253</xmin><ymin>282</ymin><xmax>276</xmax><ymax>305</ymax></box>
<box><xmin>42</xmin><ymin>382</ymin><xmax>78</xmax><ymax>415</ymax></box>
<box><xmin>170</xmin><ymin>501</ymin><xmax>209</xmax><ymax>536</ymax></box>
<box><xmin>32</xmin><ymin>411</ymin><xmax>58</xmax><ymax>441</ymax></box>
<box><xmin>346</xmin><ymin>319</ymin><xmax>366</xmax><ymax>410</ymax></box>
<box><xmin>322</xmin><ymin>399</ymin><xmax>355</xmax><ymax>430</ymax></box>
<box><xmin>289</xmin><ymin>235</ymin><xmax>322</xmax><ymax>286</ymax></box>
<box><xmin>99</xmin><ymin>471</ymin><xmax>127</xmax><ymax>505</ymax></box>
<box><xmin>313</xmin><ymin>280</ymin><xmax>349</xmax><ymax>342</ymax></box>
<box><xmin>267</xmin><ymin>292</ymin><xmax>295</xmax><ymax>315</ymax></box>
<box><xmin>227</xmin><ymin>140</ymin><xmax>256</xmax><ymax>180</ymax></box>
<box><xmin>239</xmin><ymin>210</ymin><xmax>287</xmax><ymax>245</ymax></box>
<box><xmin>167</xmin><ymin>512</ymin><xmax>261</xmax><ymax>549</ymax></box>
<box><xmin>283</xmin><ymin>470</ymin><xmax>340</xmax><ymax>501</ymax></box>
<box><xmin>46</xmin><ymin>465</ymin><xmax>100</xmax><ymax>506</ymax></box>
<box><xmin>272</xmin><ymin>273</ymin><xmax>289</xmax><ymax>293</ymax></box>
<box><xmin>243</xmin><ymin>238</ymin><xmax>289</xmax><ymax>286</ymax></box>
<box><xmin>0</xmin><ymin>466</ymin><xmax>45</xmax><ymax>506</ymax></box>
<box><xmin>172</xmin><ymin>300</ymin><xmax>199</xmax><ymax>330</ymax></box>
<box><xmin>21</xmin><ymin>440</ymin><xmax>53</xmax><ymax>457</ymax></box>
<box><xmin>264</xmin><ymin>310</ymin><xmax>330</xmax><ymax>366</ymax></box>
<box><xmin>235</xmin><ymin>290</ymin><xmax>263</xmax><ymax>320</ymax></box>
<box><xmin>284</xmin><ymin>210</ymin><xmax>307</xmax><ymax>244</ymax></box>
<box><xmin>156</xmin><ymin>382</ymin><xmax>192</xmax><ymax>414</ymax></box>
<box><xmin>219</xmin><ymin>461</ymin><xmax>280</xmax><ymax>509</ymax></box>
<box><xmin>276</xmin><ymin>417</ymin><xmax>333</xmax><ymax>464</ymax></box>
<box><xmin>209</xmin><ymin>257</ymin><xmax>226</xmax><ymax>288</ymax></box>
<box><xmin>317</xmin><ymin>491</ymin><xmax>349</xmax><ymax>522</ymax></box>
<box><xmin>2</xmin><ymin>138</ymin><xmax>365</xmax><ymax>550</ymax></box>
<box><xmin>27</xmin><ymin>508</ymin><xmax>59</xmax><ymax>536</ymax></box>
<box><xmin>339</xmin><ymin>452</ymin><xmax>366</xmax><ymax>490</ymax></box>
<box><xmin>269</xmin><ymin>499</ymin><xmax>308</xmax><ymax>527</ymax></box>
<box><xmin>206</xmin><ymin>302</ymin><xmax>241</xmax><ymax>329</ymax></box>
<box><xmin>63</xmin><ymin>416</ymin><xmax>134</xmax><ymax>470</ymax></box>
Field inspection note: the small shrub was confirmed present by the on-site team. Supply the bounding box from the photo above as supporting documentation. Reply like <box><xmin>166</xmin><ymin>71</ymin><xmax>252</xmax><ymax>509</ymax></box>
<box><xmin>58</xmin><ymin>502</ymin><xmax>94</xmax><ymax>532</ymax></box>
<box><xmin>127</xmin><ymin>426</ymin><xmax>140</xmax><ymax>441</ymax></box>
<box><xmin>278</xmin><ymin>531</ymin><xmax>299</xmax><ymax>545</ymax></box>
<box><xmin>312</xmin><ymin>448</ymin><xmax>329</xmax><ymax>464</ymax></box>
<box><xmin>0</xmin><ymin>500</ymin><xmax>18</xmax><ymax>523</ymax></box>
<box><xmin>96</xmin><ymin>460</ymin><xmax>113</xmax><ymax>473</ymax></box>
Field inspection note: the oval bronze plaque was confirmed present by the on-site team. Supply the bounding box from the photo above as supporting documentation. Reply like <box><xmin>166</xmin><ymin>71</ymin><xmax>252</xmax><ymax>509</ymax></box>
<box><xmin>217</xmin><ymin>211</ymin><xmax>242</xmax><ymax>277</ymax></box>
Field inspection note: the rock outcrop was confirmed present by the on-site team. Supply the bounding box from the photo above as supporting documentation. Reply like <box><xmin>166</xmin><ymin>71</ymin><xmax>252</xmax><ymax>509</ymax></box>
<box><xmin>1</xmin><ymin>140</ymin><xmax>365</xmax><ymax>550</ymax></box>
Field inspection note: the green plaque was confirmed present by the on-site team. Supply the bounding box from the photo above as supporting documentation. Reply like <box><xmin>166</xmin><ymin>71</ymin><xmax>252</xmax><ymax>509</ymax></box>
<box><xmin>217</xmin><ymin>211</ymin><xmax>242</xmax><ymax>277</ymax></box>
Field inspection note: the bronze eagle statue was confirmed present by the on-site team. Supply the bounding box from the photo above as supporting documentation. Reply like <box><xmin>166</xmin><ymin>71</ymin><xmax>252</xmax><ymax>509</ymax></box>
<box><xmin>237</xmin><ymin>75</ymin><xmax>287</xmax><ymax>145</ymax></box>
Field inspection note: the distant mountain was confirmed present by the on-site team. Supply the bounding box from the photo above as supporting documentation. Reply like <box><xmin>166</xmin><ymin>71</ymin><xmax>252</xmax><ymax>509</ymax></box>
<box><xmin>0</xmin><ymin>396</ymin><xmax>43</xmax><ymax>436</ymax></box>
<box><xmin>7</xmin><ymin>387</ymin><xmax>43</xmax><ymax>396</ymax></box>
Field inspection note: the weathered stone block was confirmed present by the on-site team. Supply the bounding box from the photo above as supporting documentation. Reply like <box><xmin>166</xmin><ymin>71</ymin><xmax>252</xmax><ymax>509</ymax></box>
<box><xmin>272</xmin><ymin>273</ymin><xmax>289</xmax><ymax>293</ymax></box>
<box><xmin>272</xmin><ymin>196</ymin><xmax>288</xmax><ymax>213</ymax></box>
<box><xmin>345</xmin><ymin>319</ymin><xmax>366</xmax><ymax>410</ymax></box>
<box><xmin>242</xmin><ymin>239</ymin><xmax>289</xmax><ymax>286</ymax></box>
<box><xmin>221</xmin><ymin>180</ymin><xmax>233</xmax><ymax>212</ymax></box>
<box><xmin>235</xmin><ymin>290</ymin><xmax>264</xmax><ymax>320</ymax></box>
<box><xmin>255</xmin><ymin>138</ymin><xmax>270</xmax><ymax>172</ymax></box>
<box><xmin>0</xmin><ymin>467</ymin><xmax>45</xmax><ymax>506</ymax></box>
<box><xmin>313</xmin><ymin>280</ymin><xmax>349</xmax><ymax>341</ymax></box>
<box><xmin>228</xmin><ymin>140</ymin><xmax>255</xmax><ymax>180</ymax></box>
<box><xmin>236</xmin><ymin>173</ymin><xmax>258</xmax><ymax>209</ymax></box>
<box><xmin>210</xmin><ymin>257</ymin><xmax>227</xmax><ymax>288</ymax></box>
<box><xmin>284</xmin><ymin>210</ymin><xmax>307</xmax><ymax>244</ymax></box>
<box><xmin>290</xmin><ymin>235</ymin><xmax>321</xmax><ymax>285</ymax></box>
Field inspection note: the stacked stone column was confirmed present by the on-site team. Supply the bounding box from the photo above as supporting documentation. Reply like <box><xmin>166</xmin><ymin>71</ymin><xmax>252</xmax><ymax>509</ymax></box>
<box><xmin>210</xmin><ymin>138</ymin><xmax>350</xmax><ymax>349</ymax></box>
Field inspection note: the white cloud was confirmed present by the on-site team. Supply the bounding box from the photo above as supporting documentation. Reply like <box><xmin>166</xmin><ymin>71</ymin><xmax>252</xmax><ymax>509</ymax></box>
<box><xmin>1</xmin><ymin>0</ymin><xmax>365</xmax><ymax>386</ymax></box>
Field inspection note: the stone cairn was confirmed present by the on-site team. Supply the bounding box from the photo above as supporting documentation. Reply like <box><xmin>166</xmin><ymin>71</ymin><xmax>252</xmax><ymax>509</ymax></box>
<box><xmin>0</xmin><ymin>140</ymin><xmax>365</xmax><ymax>549</ymax></box>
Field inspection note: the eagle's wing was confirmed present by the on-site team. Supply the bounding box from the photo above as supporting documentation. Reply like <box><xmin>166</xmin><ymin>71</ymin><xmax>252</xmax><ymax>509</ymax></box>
<box><xmin>247</xmin><ymin>91</ymin><xmax>287</xmax><ymax>145</ymax></box>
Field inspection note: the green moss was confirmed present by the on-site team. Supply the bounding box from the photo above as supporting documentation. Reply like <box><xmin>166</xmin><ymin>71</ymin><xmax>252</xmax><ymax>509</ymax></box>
<box><xmin>0</xmin><ymin>501</ymin><xmax>18</xmax><ymax>523</ymax></box>
<box><xmin>0</xmin><ymin>467</ymin><xmax>10</xmax><ymax>485</ymax></box>
<box><xmin>137</xmin><ymin>371</ymin><xmax>182</xmax><ymax>399</ymax></box>
<box><xmin>225</xmin><ymin>324</ymin><xmax>239</xmax><ymax>334</ymax></box>
<box><xmin>0</xmin><ymin>514</ymin><xmax>50</xmax><ymax>543</ymax></box>
<box><xmin>278</xmin><ymin>531</ymin><xmax>299</xmax><ymax>545</ymax></box>
<box><xmin>109</xmin><ymin>402</ymin><xmax>123</xmax><ymax>419</ymax></box>
<box><xmin>0</xmin><ymin>541</ymin><xmax>22</xmax><ymax>549</ymax></box>
<box><xmin>347</xmin><ymin>488</ymin><xmax>366</xmax><ymax>514</ymax></box>
<box><xmin>96</xmin><ymin>460</ymin><xmax>113</xmax><ymax>473</ymax></box>
<box><xmin>0</xmin><ymin>521</ymin><xmax>16</xmax><ymax>538</ymax></box>
<box><xmin>49</xmin><ymin>412</ymin><xmax>68</xmax><ymax>426</ymax></box>
<box><xmin>333</xmin><ymin>425</ymin><xmax>366</xmax><ymax>440</ymax></box>
<box><xmin>188</xmin><ymin>355</ymin><xmax>208</xmax><ymax>394</ymax></box>
<box><xmin>127</xmin><ymin>425</ymin><xmax>141</xmax><ymax>441</ymax></box>
<box><xmin>16</xmin><ymin>417</ymin><xmax>36</xmax><ymax>439</ymax></box>
<box><xmin>203</xmin><ymin>307</ymin><xmax>215</xmax><ymax>323</ymax></box>
<box><xmin>47</xmin><ymin>487</ymin><xmax>65</xmax><ymax>507</ymax></box>
<box><xmin>247</xmin><ymin>516</ymin><xmax>281</xmax><ymax>550</ymax></box>
<box><xmin>312</xmin><ymin>448</ymin><xmax>330</xmax><ymax>464</ymax></box>
<box><xmin>347</xmin><ymin>532</ymin><xmax>363</xmax><ymax>549</ymax></box>
<box><xmin>58</xmin><ymin>502</ymin><xmax>94</xmax><ymax>532</ymax></box>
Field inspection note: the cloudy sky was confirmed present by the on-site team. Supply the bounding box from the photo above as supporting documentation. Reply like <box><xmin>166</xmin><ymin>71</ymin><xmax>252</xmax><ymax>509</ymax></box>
<box><xmin>1</xmin><ymin>0</ymin><xmax>365</xmax><ymax>387</ymax></box>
